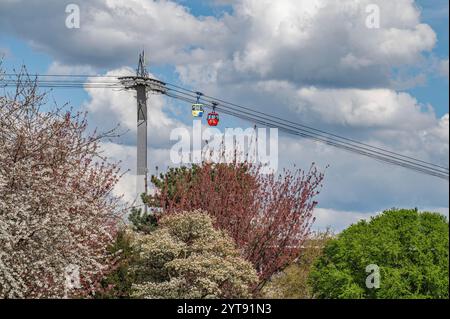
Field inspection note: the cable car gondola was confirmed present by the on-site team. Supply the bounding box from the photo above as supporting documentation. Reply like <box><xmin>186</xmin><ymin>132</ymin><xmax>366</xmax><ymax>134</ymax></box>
<box><xmin>192</xmin><ymin>92</ymin><xmax>204</xmax><ymax>117</ymax></box>
<box><xmin>207</xmin><ymin>102</ymin><xmax>219</xmax><ymax>126</ymax></box>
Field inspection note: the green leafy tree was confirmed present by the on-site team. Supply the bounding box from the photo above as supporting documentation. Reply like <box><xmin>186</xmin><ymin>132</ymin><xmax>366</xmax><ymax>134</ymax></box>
<box><xmin>95</xmin><ymin>229</ymin><xmax>138</xmax><ymax>298</ymax></box>
<box><xmin>309</xmin><ymin>208</ymin><xmax>449</xmax><ymax>299</ymax></box>
<box><xmin>130</xmin><ymin>166</ymin><xmax>202</xmax><ymax>234</ymax></box>
<box><xmin>148</xmin><ymin>165</ymin><xmax>201</xmax><ymax>207</ymax></box>
<box><xmin>96</xmin><ymin>203</ymin><xmax>159</xmax><ymax>298</ymax></box>
<box><xmin>130</xmin><ymin>210</ymin><xmax>258</xmax><ymax>299</ymax></box>
<box><xmin>128</xmin><ymin>207</ymin><xmax>158</xmax><ymax>234</ymax></box>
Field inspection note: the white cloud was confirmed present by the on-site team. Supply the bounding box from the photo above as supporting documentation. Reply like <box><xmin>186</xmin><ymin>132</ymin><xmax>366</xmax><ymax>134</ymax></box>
<box><xmin>0</xmin><ymin>0</ymin><xmax>437</xmax><ymax>88</ymax></box>
<box><xmin>177</xmin><ymin>0</ymin><xmax>436</xmax><ymax>88</ymax></box>
<box><xmin>1</xmin><ymin>0</ymin><xmax>447</xmax><ymax>228</ymax></box>
<box><xmin>99</xmin><ymin>142</ymin><xmax>138</xmax><ymax>203</ymax></box>
<box><xmin>99</xmin><ymin>141</ymin><xmax>176</xmax><ymax>205</ymax></box>
<box><xmin>82</xmin><ymin>67</ymin><xmax>187</xmax><ymax>148</ymax></box>
<box><xmin>46</xmin><ymin>61</ymin><xmax>95</xmax><ymax>75</ymax></box>
<box><xmin>313</xmin><ymin>206</ymin><xmax>449</xmax><ymax>232</ymax></box>
<box><xmin>188</xmin><ymin>78</ymin><xmax>448</xmax><ymax>167</ymax></box>
<box><xmin>313</xmin><ymin>207</ymin><xmax>377</xmax><ymax>231</ymax></box>
<box><xmin>277</xmin><ymin>132</ymin><xmax>448</xmax><ymax>215</ymax></box>
<box><xmin>83</xmin><ymin>67</ymin><xmax>191</xmax><ymax>205</ymax></box>
<box><xmin>281</xmin><ymin>85</ymin><xmax>436</xmax><ymax>130</ymax></box>
<box><xmin>0</xmin><ymin>0</ymin><xmax>225</xmax><ymax>67</ymax></box>
<box><xmin>64</xmin><ymin>1</ymin><xmax>444</xmax><ymax>221</ymax></box>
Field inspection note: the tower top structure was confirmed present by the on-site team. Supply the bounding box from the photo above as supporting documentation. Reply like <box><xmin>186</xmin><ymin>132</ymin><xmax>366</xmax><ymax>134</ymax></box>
<box><xmin>136</xmin><ymin>50</ymin><xmax>149</xmax><ymax>78</ymax></box>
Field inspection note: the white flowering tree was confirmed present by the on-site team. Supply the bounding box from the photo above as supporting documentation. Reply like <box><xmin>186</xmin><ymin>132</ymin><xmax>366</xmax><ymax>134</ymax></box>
<box><xmin>131</xmin><ymin>211</ymin><xmax>258</xmax><ymax>299</ymax></box>
<box><xmin>0</xmin><ymin>71</ymin><xmax>123</xmax><ymax>298</ymax></box>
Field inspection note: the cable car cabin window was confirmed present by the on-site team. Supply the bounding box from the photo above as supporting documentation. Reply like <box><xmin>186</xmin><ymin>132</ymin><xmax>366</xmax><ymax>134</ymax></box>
<box><xmin>192</xmin><ymin>103</ymin><xmax>204</xmax><ymax>117</ymax></box>
<box><xmin>207</xmin><ymin>112</ymin><xmax>219</xmax><ymax>126</ymax></box>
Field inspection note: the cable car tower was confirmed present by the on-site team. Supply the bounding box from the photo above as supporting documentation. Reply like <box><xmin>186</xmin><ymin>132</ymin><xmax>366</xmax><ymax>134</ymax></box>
<box><xmin>119</xmin><ymin>52</ymin><xmax>166</xmax><ymax>212</ymax></box>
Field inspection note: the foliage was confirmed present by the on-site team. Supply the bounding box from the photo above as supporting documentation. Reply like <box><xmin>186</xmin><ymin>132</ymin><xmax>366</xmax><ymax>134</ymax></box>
<box><xmin>149</xmin><ymin>165</ymin><xmax>201</xmax><ymax>207</ymax></box>
<box><xmin>0</xmin><ymin>71</ymin><xmax>123</xmax><ymax>298</ymax></box>
<box><xmin>146</xmin><ymin>162</ymin><xmax>324</xmax><ymax>290</ymax></box>
<box><xmin>263</xmin><ymin>229</ymin><xmax>333</xmax><ymax>298</ymax></box>
<box><xmin>128</xmin><ymin>206</ymin><xmax>158</xmax><ymax>234</ymax></box>
<box><xmin>130</xmin><ymin>211</ymin><xmax>258</xmax><ymax>299</ymax></box>
<box><xmin>97</xmin><ymin>205</ymin><xmax>159</xmax><ymax>298</ymax></box>
<box><xmin>309</xmin><ymin>208</ymin><xmax>449</xmax><ymax>299</ymax></box>
<box><xmin>95</xmin><ymin>229</ymin><xmax>138</xmax><ymax>298</ymax></box>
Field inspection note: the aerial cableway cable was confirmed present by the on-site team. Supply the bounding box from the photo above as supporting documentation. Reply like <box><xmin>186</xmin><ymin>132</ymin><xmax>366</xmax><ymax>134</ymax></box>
<box><xmin>164</xmin><ymin>90</ymin><xmax>449</xmax><ymax>180</ymax></box>
<box><xmin>6</xmin><ymin>73</ymin><xmax>447</xmax><ymax>172</ymax></box>
<box><xmin>163</xmin><ymin>88</ymin><xmax>449</xmax><ymax>176</ymax></box>
<box><xmin>1</xmin><ymin>74</ymin><xmax>448</xmax><ymax>180</ymax></box>
<box><xmin>164</xmin><ymin>82</ymin><xmax>450</xmax><ymax>172</ymax></box>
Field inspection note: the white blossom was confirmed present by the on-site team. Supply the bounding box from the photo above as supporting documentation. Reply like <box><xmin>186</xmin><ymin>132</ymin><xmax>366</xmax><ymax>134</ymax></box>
<box><xmin>0</xmin><ymin>75</ymin><xmax>123</xmax><ymax>298</ymax></box>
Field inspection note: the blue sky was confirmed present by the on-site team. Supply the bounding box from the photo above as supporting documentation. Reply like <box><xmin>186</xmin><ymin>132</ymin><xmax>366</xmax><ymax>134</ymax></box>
<box><xmin>1</xmin><ymin>0</ymin><xmax>448</xmax><ymax>230</ymax></box>
<box><xmin>410</xmin><ymin>0</ymin><xmax>449</xmax><ymax>117</ymax></box>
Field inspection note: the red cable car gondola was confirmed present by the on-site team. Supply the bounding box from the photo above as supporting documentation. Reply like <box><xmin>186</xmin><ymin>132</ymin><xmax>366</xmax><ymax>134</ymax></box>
<box><xmin>207</xmin><ymin>102</ymin><xmax>219</xmax><ymax>126</ymax></box>
<box><xmin>207</xmin><ymin>112</ymin><xmax>219</xmax><ymax>126</ymax></box>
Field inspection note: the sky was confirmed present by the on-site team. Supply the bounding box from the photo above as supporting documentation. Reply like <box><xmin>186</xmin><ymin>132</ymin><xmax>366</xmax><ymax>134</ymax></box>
<box><xmin>0</xmin><ymin>0</ymin><xmax>448</xmax><ymax>230</ymax></box>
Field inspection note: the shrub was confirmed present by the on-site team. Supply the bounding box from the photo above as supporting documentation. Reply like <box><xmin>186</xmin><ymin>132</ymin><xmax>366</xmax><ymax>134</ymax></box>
<box><xmin>130</xmin><ymin>211</ymin><xmax>258</xmax><ymax>299</ymax></box>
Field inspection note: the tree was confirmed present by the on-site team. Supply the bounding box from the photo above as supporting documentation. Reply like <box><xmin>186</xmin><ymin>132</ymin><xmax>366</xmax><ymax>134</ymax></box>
<box><xmin>96</xmin><ymin>203</ymin><xmax>159</xmax><ymax>298</ymax></box>
<box><xmin>262</xmin><ymin>229</ymin><xmax>333</xmax><ymax>299</ymax></box>
<box><xmin>146</xmin><ymin>161</ymin><xmax>324</xmax><ymax>291</ymax></box>
<box><xmin>309</xmin><ymin>208</ymin><xmax>449</xmax><ymax>299</ymax></box>
<box><xmin>128</xmin><ymin>206</ymin><xmax>158</xmax><ymax>234</ymax></box>
<box><xmin>0</xmin><ymin>71</ymin><xmax>123</xmax><ymax>298</ymax></box>
<box><xmin>130</xmin><ymin>211</ymin><xmax>258</xmax><ymax>299</ymax></box>
<box><xmin>95</xmin><ymin>229</ymin><xmax>138</xmax><ymax>299</ymax></box>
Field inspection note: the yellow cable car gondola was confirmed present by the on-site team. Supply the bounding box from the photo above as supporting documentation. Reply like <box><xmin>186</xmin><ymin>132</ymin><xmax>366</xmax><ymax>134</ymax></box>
<box><xmin>192</xmin><ymin>92</ymin><xmax>204</xmax><ymax>117</ymax></box>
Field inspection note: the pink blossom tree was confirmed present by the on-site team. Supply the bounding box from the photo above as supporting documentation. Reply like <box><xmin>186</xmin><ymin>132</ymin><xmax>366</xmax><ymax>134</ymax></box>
<box><xmin>0</xmin><ymin>70</ymin><xmax>123</xmax><ymax>298</ymax></box>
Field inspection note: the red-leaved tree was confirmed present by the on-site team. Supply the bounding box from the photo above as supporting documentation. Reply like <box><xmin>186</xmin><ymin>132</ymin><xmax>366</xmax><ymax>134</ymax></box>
<box><xmin>147</xmin><ymin>161</ymin><xmax>325</xmax><ymax>291</ymax></box>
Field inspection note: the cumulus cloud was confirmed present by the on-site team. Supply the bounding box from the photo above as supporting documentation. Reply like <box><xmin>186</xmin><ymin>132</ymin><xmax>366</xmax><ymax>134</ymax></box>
<box><xmin>46</xmin><ymin>61</ymin><xmax>95</xmax><ymax>75</ymax></box>
<box><xmin>82</xmin><ymin>67</ymin><xmax>187</xmax><ymax>148</ymax></box>
<box><xmin>98</xmin><ymin>141</ymin><xmax>177</xmax><ymax>205</ymax></box>
<box><xmin>266</xmin><ymin>84</ymin><xmax>437</xmax><ymax>130</ymax></box>
<box><xmin>0</xmin><ymin>0</ymin><xmax>437</xmax><ymax>88</ymax></box>
<box><xmin>0</xmin><ymin>0</ymin><xmax>225</xmax><ymax>67</ymax></box>
<box><xmin>313</xmin><ymin>208</ymin><xmax>377</xmax><ymax>231</ymax></box>
<box><xmin>313</xmin><ymin>206</ymin><xmax>449</xmax><ymax>231</ymax></box>
<box><xmin>184</xmin><ymin>77</ymin><xmax>448</xmax><ymax>167</ymax></box>
<box><xmin>62</xmin><ymin>1</ymin><xmax>445</xmax><ymax>218</ymax></box>
<box><xmin>82</xmin><ymin>67</ymin><xmax>191</xmax><ymax>205</ymax></box>
<box><xmin>295</xmin><ymin>88</ymin><xmax>433</xmax><ymax>128</ymax></box>
<box><xmin>277</xmin><ymin>132</ymin><xmax>448</xmax><ymax>214</ymax></box>
<box><xmin>177</xmin><ymin>0</ymin><xmax>436</xmax><ymax>88</ymax></box>
<box><xmin>0</xmin><ymin>0</ymin><xmax>447</xmax><ymax>228</ymax></box>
